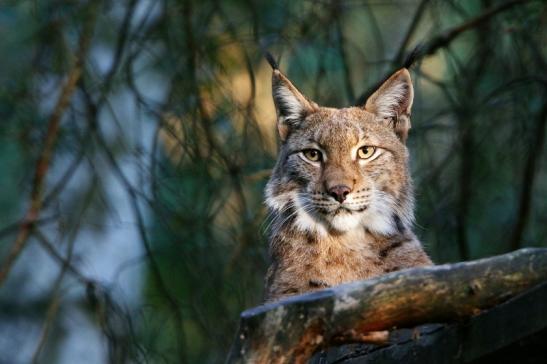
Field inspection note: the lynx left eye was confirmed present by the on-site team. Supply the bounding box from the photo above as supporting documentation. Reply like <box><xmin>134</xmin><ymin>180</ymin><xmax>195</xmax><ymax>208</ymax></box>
<box><xmin>357</xmin><ymin>146</ymin><xmax>376</xmax><ymax>159</ymax></box>
<box><xmin>303</xmin><ymin>149</ymin><xmax>322</xmax><ymax>162</ymax></box>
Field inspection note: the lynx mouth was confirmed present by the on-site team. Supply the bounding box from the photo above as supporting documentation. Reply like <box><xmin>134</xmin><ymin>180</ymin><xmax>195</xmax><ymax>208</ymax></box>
<box><xmin>298</xmin><ymin>193</ymin><xmax>368</xmax><ymax>218</ymax></box>
<box><xmin>331</xmin><ymin>205</ymin><xmax>367</xmax><ymax>215</ymax></box>
<box><xmin>333</xmin><ymin>208</ymin><xmax>348</xmax><ymax>216</ymax></box>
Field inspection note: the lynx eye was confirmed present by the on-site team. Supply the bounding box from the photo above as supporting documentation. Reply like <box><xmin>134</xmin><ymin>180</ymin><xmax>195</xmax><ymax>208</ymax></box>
<box><xmin>302</xmin><ymin>149</ymin><xmax>322</xmax><ymax>162</ymax></box>
<box><xmin>357</xmin><ymin>146</ymin><xmax>376</xmax><ymax>159</ymax></box>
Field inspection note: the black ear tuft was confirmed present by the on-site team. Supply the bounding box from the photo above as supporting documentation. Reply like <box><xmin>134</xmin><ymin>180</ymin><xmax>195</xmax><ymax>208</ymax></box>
<box><xmin>264</xmin><ymin>51</ymin><xmax>279</xmax><ymax>70</ymax></box>
<box><xmin>403</xmin><ymin>44</ymin><xmax>423</xmax><ymax>69</ymax></box>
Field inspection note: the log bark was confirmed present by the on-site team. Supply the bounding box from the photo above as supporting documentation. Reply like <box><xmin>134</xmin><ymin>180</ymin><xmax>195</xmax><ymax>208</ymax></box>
<box><xmin>311</xmin><ymin>281</ymin><xmax>547</xmax><ymax>363</ymax></box>
<box><xmin>226</xmin><ymin>248</ymin><xmax>547</xmax><ymax>364</ymax></box>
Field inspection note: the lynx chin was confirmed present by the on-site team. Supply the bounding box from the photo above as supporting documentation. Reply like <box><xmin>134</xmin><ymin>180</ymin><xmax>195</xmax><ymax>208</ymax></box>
<box><xmin>263</xmin><ymin>63</ymin><xmax>432</xmax><ymax>302</ymax></box>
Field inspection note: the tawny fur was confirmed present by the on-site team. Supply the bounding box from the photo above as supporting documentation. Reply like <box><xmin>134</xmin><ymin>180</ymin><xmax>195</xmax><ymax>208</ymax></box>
<box><xmin>264</xmin><ymin>68</ymin><xmax>432</xmax><ymax>302</ymax></box>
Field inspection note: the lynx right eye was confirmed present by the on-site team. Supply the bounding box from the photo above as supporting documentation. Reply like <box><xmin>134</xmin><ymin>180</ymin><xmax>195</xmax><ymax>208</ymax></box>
<box><xmin>302</xmin><ymin>149</ymin><xmax>322</xmax><ymax>162</ymax></box>
<box><xmin>358</xmin><ymin>146</ymin><xmax>376</xmax><ymax>159</ymax></box>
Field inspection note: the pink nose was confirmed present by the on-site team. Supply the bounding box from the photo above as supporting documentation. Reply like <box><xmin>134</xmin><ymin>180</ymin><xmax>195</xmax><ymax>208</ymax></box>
<box><xmin>328</xmin><ymin>185</ymin><xmax>351</xmax><ymax>203</ymax></box>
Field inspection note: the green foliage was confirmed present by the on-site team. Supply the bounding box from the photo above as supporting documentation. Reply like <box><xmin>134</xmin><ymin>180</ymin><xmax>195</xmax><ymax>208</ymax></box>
<box><xmin>0</xmin><ymin>0</ymin><xmax>546</xmax><ymax>362</ymax></box>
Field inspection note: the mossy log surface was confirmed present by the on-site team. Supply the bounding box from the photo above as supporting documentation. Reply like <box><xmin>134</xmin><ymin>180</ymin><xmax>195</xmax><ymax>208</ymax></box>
<box><xmin>226</xmin><ymin>248</ymin><xmax>547</xmax><ymax>364</ymax></box>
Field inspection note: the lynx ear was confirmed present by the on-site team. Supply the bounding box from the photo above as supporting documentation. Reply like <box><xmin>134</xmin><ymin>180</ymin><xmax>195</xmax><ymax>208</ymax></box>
<box><xmin>364</xmin><ymin>68</ymin><xmax>414</xmax><ymax>143</ymax></box>
<box><xmin>272</xmin><ymin>70</ymin><xmax>317</xmax><ymax>141</ymax></box>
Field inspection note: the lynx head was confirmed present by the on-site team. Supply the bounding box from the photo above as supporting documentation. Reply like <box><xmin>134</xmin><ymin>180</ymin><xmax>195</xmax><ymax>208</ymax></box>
<box><xmin>265</xmin><ymin>66</ymin><xmax>416</xmax><ymax>237</ymax></box>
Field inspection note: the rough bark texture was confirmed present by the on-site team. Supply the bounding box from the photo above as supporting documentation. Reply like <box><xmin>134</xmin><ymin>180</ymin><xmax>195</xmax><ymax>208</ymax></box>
<box><xmin>226</xmin><ymin>248</ymin><xmax>547</xmax><ymax>364</ymax></box>
<box><xmin>311</xmin><ymin>281</ymin><xmax>547</xmax><ymax>363</ymax></box>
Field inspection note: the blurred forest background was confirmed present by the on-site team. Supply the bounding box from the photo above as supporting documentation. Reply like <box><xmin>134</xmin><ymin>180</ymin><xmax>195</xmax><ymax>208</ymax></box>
<box><xmin>0</xmin><ymin>0</ymin><xmax>546</xmax><ymax>363</ymax></box>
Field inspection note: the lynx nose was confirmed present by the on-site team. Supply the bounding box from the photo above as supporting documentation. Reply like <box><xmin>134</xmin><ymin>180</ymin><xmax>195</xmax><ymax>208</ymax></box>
<box><xmin>328</xmin><ymin>185</ymin><xmax>351</xmax><ymax>203</ymax></box>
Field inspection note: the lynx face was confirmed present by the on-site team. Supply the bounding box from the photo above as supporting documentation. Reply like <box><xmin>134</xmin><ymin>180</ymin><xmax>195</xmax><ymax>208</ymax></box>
<box><xmin>266</xmin><ymin>68</ymin><xmax>415</xmax><ymax>237</ymax></box>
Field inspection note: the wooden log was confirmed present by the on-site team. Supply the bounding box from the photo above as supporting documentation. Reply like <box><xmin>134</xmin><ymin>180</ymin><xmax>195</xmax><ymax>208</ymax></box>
<box><xmin>226</xmin><ymin>248</ymin><xmax>547</xmax><ymax>364</ymax></box>
<box><xmin>311</xmin><ymin>281</ymin><xmax>547</xmax><ymax>363</ymax></box>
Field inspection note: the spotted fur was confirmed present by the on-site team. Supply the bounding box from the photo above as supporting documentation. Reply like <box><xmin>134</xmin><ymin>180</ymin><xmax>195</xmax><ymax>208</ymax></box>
<box><xmin>264</xmin><ymin>68</ymin><xmax>432</xmax><ymax>302</ymax></box>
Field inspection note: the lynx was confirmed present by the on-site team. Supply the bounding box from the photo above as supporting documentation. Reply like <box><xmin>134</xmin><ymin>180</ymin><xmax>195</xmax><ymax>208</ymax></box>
<box><xmin>264</xmin><ymin>61</ymin><xmax>432</xmax><ymax>302</ymax></box>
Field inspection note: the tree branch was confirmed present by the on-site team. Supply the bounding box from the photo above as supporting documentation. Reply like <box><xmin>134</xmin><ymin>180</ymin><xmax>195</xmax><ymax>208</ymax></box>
<box><xmin>392</xmin><ymin>0</ymin><xmax>431</xmax><ymax>67</ymax></box>
<box><xmin>0</xmin><ymin>4</ymin><xmax>98</xmax><ymax>286</ymax></box>
<box><xmin>509</xmin><ymin>101</ymin><xmax>547</xmax><ymax>250</ymax></box>
<box><xmin>355</xmin><ymin>0</ymin><xmax>533</xmax><ymax>105</ymax></box>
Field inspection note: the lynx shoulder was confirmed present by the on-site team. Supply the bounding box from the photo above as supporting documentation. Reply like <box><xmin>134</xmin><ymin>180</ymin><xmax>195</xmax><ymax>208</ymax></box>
<box><xmin>263</xmin><ymin>64</ymin><xmax>432</xmax><ymax>302</ymax></box>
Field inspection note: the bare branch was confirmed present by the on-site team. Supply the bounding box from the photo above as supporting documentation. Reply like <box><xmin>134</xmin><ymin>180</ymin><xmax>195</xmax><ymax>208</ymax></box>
<box><xmin>0</xmin><ymin>4</ymin><xmax>99</xmax><ymax>286</ymax></box>
<box><xmin>509</xmin><ymin>102</ymin><xmax>547</xmax><ymax>250</ymax></box>
<box><xmin>355</xmin><ymin>0</ymin><xmax>534</xmax><ymax>105</ymax></box>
